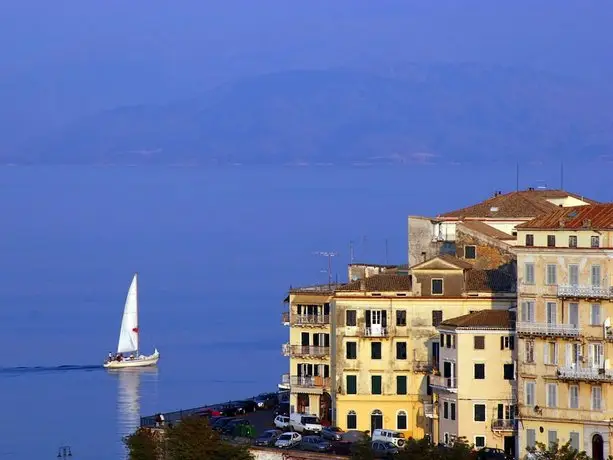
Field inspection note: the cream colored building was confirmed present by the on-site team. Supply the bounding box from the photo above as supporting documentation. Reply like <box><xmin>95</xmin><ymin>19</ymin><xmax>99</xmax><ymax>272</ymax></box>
<box><xmin>331</xmin><ymin>255</ymin><xmax>516</xmax><ymax>439</ymax></box>
<box><xmin>434</xmin><ymin>310</ymin><xmax>517</xmax><ymax>456</ymax></box>
<box><xmin>516</xmin><ymin>203</ymin><xmax>613</xmax><ymax>460</ymax></box>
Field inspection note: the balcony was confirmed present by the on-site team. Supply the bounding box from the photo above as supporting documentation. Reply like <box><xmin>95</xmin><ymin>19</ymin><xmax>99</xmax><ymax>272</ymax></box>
<box><xmin>424</xmin><ymin>403</ymin><xmax>436</xmax><ymax>418</ymax></box>
<box><xmin>523</xmin><ymin>407</ymin><xmax>610</xmax><ymax>423</ymax></box>
<box><xmin>413</xmin><ymin>361</ymin><xmax>434</xmax><ymax>373</ymax></box>
<box><xmin>516</xmin><ymin>322</ymin><xmax>580</xmax><ymax>338</ymax></box>
<box><xmin>491</xmin><ymin>418</ymin><xmax>516</xmax><ymax>431</ymax></box>
<box><xmin>290</xmin><ymin>375</ymin><xmax>331</xmax><ymax>392</ymax></box>
<box><xmin>281</xmin><ymin>311</ymin><xmax>290</xmax><ymax>326</ymax></box>
<box><xmin>362</xmin><ymin>326</ymin><xmax>390</xmax><ymax>338</ymax></box>
<box><xmin>293</xmin><ymin>315</ymin><xmax>330</xmax><ymax>326</ymax></box>
<box><xmin>279</xmin><ymin>373</ymin><xmax>290</xmax><ymax>390</ymax></box>
<box><xmin>557</xmin><ymin>366</ymin><xmax>613</xmax><ymax>382</ymax></box>
<box><xmin>289</xmin><ymin>345</ymin><xmax>330</xmax><ymax>358</ymax></box>
<box><xmin>282</xmin><ymin>343</ymin><xmax>290</xmax><ymax>356</ymax></box>
<box><xmin>557</xmin><ymin>285</ymin><xmax>613</xmax><ymax>299</ymax></box>
<box><xmin>430</xmin><ymin>375</ymin><xmax>457</xmax><ymax>393</ymax></box>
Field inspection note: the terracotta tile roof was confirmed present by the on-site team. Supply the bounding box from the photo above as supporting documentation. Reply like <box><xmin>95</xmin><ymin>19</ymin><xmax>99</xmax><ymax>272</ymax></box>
<box><xmin>439</xmin><ymin>189</ymin><xmax>597</xmax><ymax>219</ymax></box>
<box><xmin>465</xmin><ymin>269</ymin><xmax>515</xmax><ymax>292</ymax></box>
<box><xmin>517</xmin><ymin>203</ymin><xmax>613</xmax><ymax>230</ymax></box>
<box><xmin>457</xmin><ymin>221</ymin><xmax>515</xmax><ymax>240</ymax></box>
<box><xmin>336</xmin><ymin>274</ymin><xmax>412</xmax><ymax>292</ymax></box>
<box><xmin>410</xmin><ymin>254</ymin><xmax>474</xmax><ymax>271</ymax></box>
<box><xmin>440</xmin><ymin>310</ymin><xmax>514</xmax><ymax>329</ymax></box>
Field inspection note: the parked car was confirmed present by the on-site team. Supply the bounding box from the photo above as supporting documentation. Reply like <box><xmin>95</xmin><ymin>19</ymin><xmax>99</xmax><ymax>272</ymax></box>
<box><xmin>274</xmin><ymin>432</ymin><xmax>302</xmax><ymax>449</ymax></box>
<box><xmin>477</xmin><ymin>447</ymin><xmax>510</xmax><ymax>460</ymax></box>
<box><xmin>254</xmin><ymin>429</ymin><xmax>282</xmax><ymax>447</ymax></box>
<box><xmin>196</xmin><ymin>407</ymin><xmax>221</xmax><ymax>418</ymax></box>
<box><xmin>253</xmin><ymin>393</ymin><xmax>277</xmax><ymax>410</ymax></box>
<box><xmin>236</xmin><ymin>400</ymin><xmax>258</xmax><ymax>413</ymax></box>
<box><xmin>289</xmin><ymin>412</ymin><xmax>322</xmax><ymax>434</ymax></box>
<box><xmin>211</xmin><ymin>417</ymin><xmax>234</xmax><ymax>432</ymax></box>
<box><xmin>299</xmin><ymin>435</ymin><xmax>332</xmax><ymax>453</ymax></box>
<box><xmin>273</xmin><ymin>415</ymin><xmax>290</xmax><ymax>430</ymax></box>
<box><xmin>371</xmin><ymin>440</ymin><xmax>399</xmax><ymax>458</ymax></box>
<box><xmin>274</xmin><ymin>402</ymin><xmax>290</xmax><ymax>416</ymax></box>
<box><xmin>372</xmin><ymin>428</ymin><xmax>406</xmax><ymax>447</ymax></box>
<box><xmin>322</xmin><ymin>426</ymin><xmax>344</xmax><ymax>441</ymax></box>
<box><xmin>222</xmin><ymin>418</ymin><xmax>253</xmax><ymax>436</ymax></box>
<box><xmin>219</xmin><ymin>403</ymin><xmax>244</xmax><ymax>416</ymax></box>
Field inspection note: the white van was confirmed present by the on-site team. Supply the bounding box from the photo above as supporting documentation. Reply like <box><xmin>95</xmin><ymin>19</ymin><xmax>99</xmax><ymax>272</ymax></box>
<box><xmin>289</xmin><ymin>413</ymin><xmax>322</xmax><ymax>433</ymax></box>
<box><xmin>371</xmin><ymin>428</ymin><xmax>406</xmax><ymax>447</ymax></box>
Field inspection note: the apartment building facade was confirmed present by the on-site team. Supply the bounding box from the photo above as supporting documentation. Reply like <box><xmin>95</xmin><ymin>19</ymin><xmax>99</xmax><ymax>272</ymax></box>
<box><xmin>434</xmin><ymin>310</ymin><xmax>517</xmax><ymax>457</ymax></box>
<box><xmin>331</xmin><ymin>255</ymin><xmax>516</xmax><ymax>439</ymax></box>
<box><xmin>516</xmin><ymin>204</ymin><xmax>613</xmax><ymax>460</ymax></box>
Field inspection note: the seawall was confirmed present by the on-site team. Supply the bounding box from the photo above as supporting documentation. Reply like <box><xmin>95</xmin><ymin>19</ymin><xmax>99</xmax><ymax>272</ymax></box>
<box><xmin>249</xmin><ymin>447</ymin><xmax>347</xmax><ymax>459</ymax></box>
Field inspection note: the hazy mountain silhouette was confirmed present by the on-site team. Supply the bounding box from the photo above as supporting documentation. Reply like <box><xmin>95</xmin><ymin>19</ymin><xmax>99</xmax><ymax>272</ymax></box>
<box><xmin>13</xmin><ymin>64</ymin><xmax>613</xmax><ymax>165</ymax></box>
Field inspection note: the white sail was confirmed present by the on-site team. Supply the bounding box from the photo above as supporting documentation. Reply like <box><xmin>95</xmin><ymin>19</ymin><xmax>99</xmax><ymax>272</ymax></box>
<box><xmin>117</xmin><ymin>274</ymin><xmax>139</xmax><ymax>354</ymax></box>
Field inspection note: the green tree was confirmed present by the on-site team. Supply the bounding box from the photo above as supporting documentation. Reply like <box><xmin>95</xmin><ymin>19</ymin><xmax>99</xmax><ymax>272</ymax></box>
<box><xmin>395</xmin><ymin>437</ymin><xmax>474</xmax><ymax>460</ymax></box>
<box><xmin>526</xmin><ymin>441</ymin><xmax>589</xmax><ymax>460</ymax></box>
<box><xmin>124</xmin><ymin>417</ymin><xmax>253</xmax><ymax>460</ymax></box>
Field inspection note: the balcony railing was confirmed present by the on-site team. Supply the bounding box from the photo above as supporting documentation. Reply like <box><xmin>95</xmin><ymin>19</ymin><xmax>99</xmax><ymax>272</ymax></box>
<box><xmin>281</xmin><ymin>311</ymin><xmax>290</xmax><ymax>325</ymax></box>
<box><xmin>424</xmin><ymin>403</ymin><xmax>435</xmax><ymax>418</ymax></box>
<box><xmin>430</xmin><ymin>375</ymin><xmax>457</xmax><ymax>392</ymax></box>
<box><xmin>491</xmin><ymin>418</ymin><xmax>516</xmax><ymax>431</ymax></box>
<box><xmin>516</xmin><ymin>322</ymin><xmax>580</xmax><ymax>337</ymax></box>
<box><xmin>522</xmin><ymin>407</ymin><xmax>609</xmax><ymax>423</ymax></box>
<box><xmin>282</xmin><ymin>343</ymin><xmax>290</xmax><ymax>356</ymax></box>
<box><xmin>293</xmin><ymin>315</ymin><xmax>330</xmax><ymax>326</ymax></box>
<box><xmin>362</xmin><ymin>326</ymin><xmax>389</xmax><ymax>337</ymax></box>
<box><xmin>290</xmin><ymin>375</ymin><xmax>330</xmax><ymax>388</ymax></box>
<box><xmin>413</xmin><ymin>361</ymin><xmax>434</xmax><ymax>373</ymax></box>
<box><xmin>557</xmin><ymin>366</ymin><xmax>613</xmax><ymax>382</ymax></box>
<box><xmin>557</xmin><ymin>285</ymin><xmax>613</xmax><ymax>299</ymax></box>
<box><xmin>290</xmin><ymin>345</ymin><xmax>330</xmax><ymax>357</ymax></box>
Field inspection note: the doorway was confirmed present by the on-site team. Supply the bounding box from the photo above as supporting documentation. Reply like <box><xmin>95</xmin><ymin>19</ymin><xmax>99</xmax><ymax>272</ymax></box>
<box><xmin>592</xmin><ymin>433</ymin><xmax>604</xmax><ymax>460</ymax></box>
<box><xmin>370</xmin><ymin>409</ymin><xmax>383</xmax><ymax>433</ymax></box>
<box><xmin>504</xmin><ymin>436</ymin><xmax>515</xmax><ymax>458</ymax></box>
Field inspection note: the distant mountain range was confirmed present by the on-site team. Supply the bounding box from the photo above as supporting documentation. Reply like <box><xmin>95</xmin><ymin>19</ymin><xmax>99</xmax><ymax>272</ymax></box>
<box><xmin>8</xmin><ymin>64</ymin><xmax>613</xmax><ymax>165</ymax></box>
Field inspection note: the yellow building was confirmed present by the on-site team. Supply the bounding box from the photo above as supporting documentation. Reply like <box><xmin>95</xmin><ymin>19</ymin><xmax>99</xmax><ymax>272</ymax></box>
<box><xmin>434</xmin><ymin>310</ymin><xmax>517</xmax><ymax>456</ymax></box>
<box><xmin>283</xmin><ymin>285</ymin><xmax>337</xmax><ymax>422</ymax></box>
<box><xmin>331</xmin><ymin>255</ymin><xmax>516</xmax><ymax>439</ymax></box>
<box><xmin>516</xmin><ymin>203</ymin><xmax>613</xmax><ymax>460</ymax></box>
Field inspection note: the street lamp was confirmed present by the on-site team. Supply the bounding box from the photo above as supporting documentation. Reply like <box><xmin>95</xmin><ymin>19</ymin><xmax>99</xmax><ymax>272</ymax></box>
<box><xmin>57</xmin><ymin>446</ymin><xmax>72</xmax><ymax>458</ymax></box>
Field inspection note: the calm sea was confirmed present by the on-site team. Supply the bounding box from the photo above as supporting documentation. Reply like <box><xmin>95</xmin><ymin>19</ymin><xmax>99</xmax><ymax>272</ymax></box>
<box><xmin>0</xmin><ymin>163</ymin><xmax>606</xmax><ymax>459</ymax></box>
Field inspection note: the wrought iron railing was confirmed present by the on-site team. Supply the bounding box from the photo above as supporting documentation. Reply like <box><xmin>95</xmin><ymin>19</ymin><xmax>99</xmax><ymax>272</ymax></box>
<box><xmin>430</xmin><ymin>375</ymin><xmax>457</xmax><ymax>390</ymax></box>
<box><xmin>290</xmin><ymin>375</ymin><xmax>330</xmax><ymax>388</ymax></box>
<box><xmin>293</xmin><ymin>315</ymin><xmax>330</xmax><ymax>325</ymax></box>
<box><xmin>557</xmin><ymin>285</ymin><xmax>613</xmax><ymax>299</ymax></box>
<box><xmin>557</xmin><ymin>366</ymin><xmax>613</xmax><ymax>382</ymax></box>
<box><xmin>516</xmin><ymin>322</ymin><xmax>580</xmax><ymax>337</ymax></box>
<box><xmin>290</xmin><ymin>345</ymin><xmax>330</xmax><ymax>357</ymax></box>
<box><xmin>491</xmin><ymin>418</ymin><xmax>516</xmax><ymax>431</ymax></box>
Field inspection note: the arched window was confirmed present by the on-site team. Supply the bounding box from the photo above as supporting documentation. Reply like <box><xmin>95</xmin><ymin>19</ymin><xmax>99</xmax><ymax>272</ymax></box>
<box><xmin>397</xmin><ymin>410</ymin><xmax>408</xmax><ymax>430</ymax></box>
<box><xmin>347</xmin><ymin>410</ymin><xmax>357</xmax><ymax>430</ymax></box>
<box><xmin>371</xmin><ymin>409</ymin><xmax>383</xmax><ymax>432</ymax></box>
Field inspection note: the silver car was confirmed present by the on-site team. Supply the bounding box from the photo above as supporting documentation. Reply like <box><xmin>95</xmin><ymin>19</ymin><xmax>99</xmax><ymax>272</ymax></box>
<box><xmin>299</xmin><ymin>435</ymin><xmax>332</xmax><ymax>452</ymax></box>
<box><xmin>274</xmin><ymin>432</ymin><xmax>302</xmax><ymax>449</ymax></box>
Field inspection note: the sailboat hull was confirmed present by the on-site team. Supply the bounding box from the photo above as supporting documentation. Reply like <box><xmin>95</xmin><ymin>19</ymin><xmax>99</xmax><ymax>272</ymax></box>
<box><xmin>104</xmin><ymin>350</ymin><xmax>160</xmax><ymax>369</ymax></box>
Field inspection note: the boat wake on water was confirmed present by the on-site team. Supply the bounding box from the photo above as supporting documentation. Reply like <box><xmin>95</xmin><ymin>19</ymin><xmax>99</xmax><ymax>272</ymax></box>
<box><xmin>0</xmin><ymin>364</ymin><xmax>103</xmax><ymax>376</ymax></box>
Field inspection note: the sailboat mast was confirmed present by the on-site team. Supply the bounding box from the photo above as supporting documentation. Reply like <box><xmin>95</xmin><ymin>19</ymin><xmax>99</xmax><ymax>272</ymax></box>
<box><xmin>135</xmin><ymin>272</ymin><xmax>139</xmax><ymax>357</ymax></box>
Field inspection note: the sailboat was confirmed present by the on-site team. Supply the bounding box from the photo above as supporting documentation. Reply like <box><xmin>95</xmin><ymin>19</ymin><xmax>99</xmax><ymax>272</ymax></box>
<box><xmin>104</xmin><ymin>273</ymin><xmax>160</xmax><ymax>369</ymax></box>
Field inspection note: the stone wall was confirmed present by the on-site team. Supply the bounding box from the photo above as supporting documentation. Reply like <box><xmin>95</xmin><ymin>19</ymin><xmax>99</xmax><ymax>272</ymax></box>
<box><xmin>455</xmin><ymin>226</ymin><xmax>516</xmax><ymax>275</ymax></box>
<box><xmin>249</xmin><ymin>447</ymin><xmax>347</xmax><ymax>459</ymax></box>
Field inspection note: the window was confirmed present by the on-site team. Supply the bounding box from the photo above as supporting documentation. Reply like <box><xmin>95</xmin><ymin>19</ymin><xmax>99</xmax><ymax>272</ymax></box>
<box><xmin>474</xmin><ymin>363</ymin><xmax>485</xmax><ymax>379</ymax></box>
<box><xmin>396</xmin><ymin>376</ymin><xmax>407</xmax><ymax>395</ymax></box>
<box><xmin>526</xmin><ymin>429</ymin><xmax>536</xmax><ymax>449</ymax></box>
<box><xmin>445</xmin><ymin>334</ymin><xmax>452</xmax><ymax>348</ymax></box>
<box><xmin>474</xmin><ymin>336</ymin><xmax>485</xmax><ymax>349</ymax></box>
<box><xmin>396</xmin><ymin>341</ymin><xmax>407</xmax><ymax>360</ymax></box>
<box><xmin>546</xmin><ymin>264</ymin><xmax>557</xmax><ymax>285</ymax></box>
<box><xmin>503</xmin><ymin>363</ymin><xmax>515</xmax><ymax>380</ymax></box>
<box><xmin>525</xmin><ymin>234</ymin><xmax>534</xmax><ymax>246</ymax></box>
<box><xmin>569</xmin><ymin>235</ymin><xmax>577</xmax><ymax>248</ymax></box>
<box><xmin>346</xmin><ymin>375</ymin><xmax>357</xmax><ymax>394</ymax></box>
<box><xmin>346</xmin><ymin>310</ymin><xmax>357</xmax><ymax>326</ymax></box>
<box><xmin>569</xmin><ymin>303</ymin><xmax>579</xmax><ymax>327</ymax></box>
<box><xmin>525</xmin><ymin>380</ymin><xmax>536</xmax><ymax>406</ymax></box>
<box><xmin>347</xmin><ymin>410</ymin><xmax>357</xmax><ymax>429</ymax></box>
<box><xmin>592</xmin><ymin>265</ymin><xmax>602</xmax><ymax>287</ymax></box>
<box><xmin>592</xmin><ymin>386</ymin><xmax>602</xmax><ymax>410</ymax></box>
<box><xmin>569</xmin><ymin>385</ymin><xmax>579</xmax><ymax>409</ymax></box>
<box><xmin>450</xmin><ymin>402</ymin><xmax>456</xmax><ymax>420</ymax></box>
<box><xmin>371</xmin><ymin>375</ymin><xmax>382</xmax><ymax>395</ymax></box>
<box><xmin>548</xmin><ymin>430</ymin><xmax>558</xmax><ymax>448</ymax></box>
<box><xmin>475</xmin><ymin>436</ymin><xmax>486</xmax><ymax>449</ymax></box>
<box><xmin>501</xmin><ymin>336</ymin><xmax>515</xmax><ymax>350</ymax></box>
<box><xmin>464</xmin><ymin>245</ymin><xmax>476</xmax><ymax>259</ymax></box>
<box><xmin>432</xmin><ymin>310</ymin><xmax>443</xmax><ymax>327</ymax></box>
<box><xmin>443</xmin><ymin>401</ymin><xmax>449</xmax><ymax>419</ymax></box>
<box><xmin>525</xmin><ymin>340</ymin><xmax>535</xmax><ymax>363</ymax></box>
<box><xmin>569</xmin><ymin>432</ymin><xmax>580</xmax><ymax>451</ymax></box>
<box><xmin>546</xmin><ymin>383</ymin><xmax>558</xmax><ymax>408</ymax></box>
<box><xmin>589</xmin><ymin>343</ymin><xmax>604</xmax><ymax>368</ymax></box>
<box><xmin>544</xmin><ymin>342</ymin><xmax>558</xmax><ymax>365</ymax></box>
<box><xmin>346</xmin><ymin>342</ymin><xmax>357</xmax><ymax>359</ymax></box>
<box><xmin>371</xmin><ymin>342</ymin><xmax>382</xmax><ymax>360</ymax></box>
<box><xmin>591</xmin><ymin>236</ymin><xmax>600</xmax><ymax>248</ymax></box>
<box><xmin>591</xmin><ymin>304</ymin><xmax>601</xmax><ymax>325</ymax></box>
<box><xmin>397</xmin><ymin>411</ymin><xmax>407</xmax><ymax>430</ymax></box>
<box><xmin>431</xmin><ymin>279</ymin><xmax>443</xmax><ymax>295</ymax></box>
<box><xmin>521</xmin><ymin>301</ymin><xmax>535</xmax><ymax>322</ymax></box>
<box><xmin>524</xmin><ymin>262</ymin><xmax>535</xmax><ymax>284</ymax></box>
<box><xmin>474</xmin><ymin>404</ymin><xmax>486</xmax><ymax>422</ymax></box>
<box><xmin>569</xmin><ymin>264</ymin><xmax>579</xmax><ymax>286</ymax></box>
<box><xmin>396</xmin><ymin>310</ymin><xmax>407</xmax><ymax>326</ymax></box>
<box><xmin>547</xmin><ymin>235</ymin><xmax>556</xmax><ymax>247</ymax></box>
<box><xmin>546</xmin><ymin>302</ymin><xmax>557</xmax><ymax>325</ymax></box>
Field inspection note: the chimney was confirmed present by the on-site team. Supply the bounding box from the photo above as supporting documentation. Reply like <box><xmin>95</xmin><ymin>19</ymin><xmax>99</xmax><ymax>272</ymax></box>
<box><xmin>559</xmin><ymin>219</ymin><xmax>565</xmax><ymax>228</ymax></box>
<box><xmin>360</xmin><ymin>279</ymin><xmax>366</xmax><ymax>291</ymax></box>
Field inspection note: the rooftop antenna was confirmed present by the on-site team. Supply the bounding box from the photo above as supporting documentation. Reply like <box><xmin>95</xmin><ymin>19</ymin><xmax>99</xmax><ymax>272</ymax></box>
<box><xmin>313</xmin><ymin>251</ymin><xmax>338</xmax><ymax>287</ymax></box>
<box><xmin>349</xmin><ymin>240</ymin><xmax>355</xmax><ymax>264</ymax></box>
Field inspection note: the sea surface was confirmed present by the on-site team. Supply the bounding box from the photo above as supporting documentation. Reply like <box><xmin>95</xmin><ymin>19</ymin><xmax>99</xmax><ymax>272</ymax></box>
<box><xmin>0</xmin><ymin>163</ymin><xmax>607</xmax><ymax>459</ymax></box>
